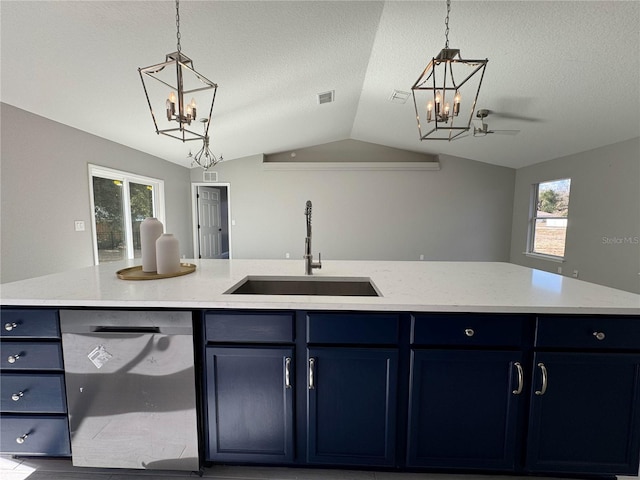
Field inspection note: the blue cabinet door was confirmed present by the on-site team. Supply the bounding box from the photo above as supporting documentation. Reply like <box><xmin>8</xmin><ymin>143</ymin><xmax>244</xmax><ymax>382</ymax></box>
<box><xmin>307</xmin><ymin>347</ymin><xmax>398</xmax><ymax>466</ymax></box>
<box><xmin>526</xmin><ymin>352</ymin><xmax>640</xmax><ymax>475</ymax></box>
<box><xmin>205</xmin><ymin>346</ymin><xmax>294</xmax><ymax>463</ymax></box>
<box><xmin>407</xmin><ymin>350</ymin><xmax>524</xmax><ymax>470</ymax></box>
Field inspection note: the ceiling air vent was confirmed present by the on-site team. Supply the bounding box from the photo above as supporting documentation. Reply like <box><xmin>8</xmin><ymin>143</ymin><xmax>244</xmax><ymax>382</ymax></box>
<box><xmin>203</xmin><ymin>171</ymin><xmax>218</xmax><ymax>182</ymax></box>
<box><xmin>317</xmin><ymin>90</ymin><xmax>335</xmax><ymax>105</ymax></box>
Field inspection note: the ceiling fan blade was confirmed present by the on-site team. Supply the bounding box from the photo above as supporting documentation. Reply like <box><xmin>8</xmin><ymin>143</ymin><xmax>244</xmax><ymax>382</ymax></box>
<box><xmin>489</xmin><ymin>129</ymin><xmax>520</xmax><ymax>135</ymax></box>
<box><xmin>486</xmin><ymin>110</ymin><xmax>542</xmax><ymax>122</ymax></box>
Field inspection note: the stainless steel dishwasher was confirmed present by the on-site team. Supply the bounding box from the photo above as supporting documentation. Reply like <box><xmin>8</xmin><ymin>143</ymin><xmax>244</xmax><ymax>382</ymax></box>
<box><xmin>59</xmin><ymin>310</ymin><xmax>199</xmax><ymax>471</ymax></box>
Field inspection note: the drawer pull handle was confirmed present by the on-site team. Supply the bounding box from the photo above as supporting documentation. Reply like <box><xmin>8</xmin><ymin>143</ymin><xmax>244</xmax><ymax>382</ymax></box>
<box><xmin>535</xmin><ymin>363</ymin><xmax>548</xmax><ymax>396</ymax></box>
<box><xmin>4</xmin><ymin>322</ymin><xmax>18</xmax><ymax>332</ymax></box>
<box><xmin>7</xmin><ymin>353</ymin><xmax>21</xmax><ymax>364</ymax></box>
<box><xmin>285</xmin><ymin>357</ymin><xmax>292</xmax><ymax>389</ymax></box>
<box><xmin>464</xmin><ymin>328</ymin><xmax>475</xmax><ymax>337</ymax></box>
<box><xmin>16</xmin><ymin>433</ymin><xmax>29</xmax><ymax>444</ymax></box>
<box><xmin>593</xmin><ymin>331</ymin><xmax>606</xmax><ymax>341</ymax></box>
<box><xmin>512</xmin><ymin>362</ymin><xmax>524</xmax><ymax>395</ymax></box>
<box><xmin>11</xmin><ymin>391</ymin><xmax>24</xmax><ymax>402</ymax></box>
<box><xmin>308</xmin><ymin>358</ymin><xmax>316</xmax><ymax>390</ymax></box>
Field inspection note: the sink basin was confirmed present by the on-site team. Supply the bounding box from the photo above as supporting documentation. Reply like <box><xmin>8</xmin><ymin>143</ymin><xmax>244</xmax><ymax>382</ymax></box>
<box><xmin>224</xmin><ymin>276</ymin><xmax>381</xmax><ymax>297</ymax></box>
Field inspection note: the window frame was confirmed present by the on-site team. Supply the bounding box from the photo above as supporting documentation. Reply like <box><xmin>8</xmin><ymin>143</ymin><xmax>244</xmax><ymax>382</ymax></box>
<box><xmin>88</xmin><ymin>164</ymin><xmax>165</xmax><ymax>265</ymax></box>
<box><xmin>526</xmin><ymin>178</ymin><xmax>571</xmax><ymax>262</ymax></box>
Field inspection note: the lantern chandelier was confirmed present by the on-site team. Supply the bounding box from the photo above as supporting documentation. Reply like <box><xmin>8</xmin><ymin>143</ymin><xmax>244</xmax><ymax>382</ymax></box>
<box><xmin>411</xmin><ymin>0</ymin><xmax>488</xmax><ymax>141</ymax></box>
<box><xmin>138</xmin><ymin>0</ymin><xmax>222</xmax><ymax>169</ymax></box>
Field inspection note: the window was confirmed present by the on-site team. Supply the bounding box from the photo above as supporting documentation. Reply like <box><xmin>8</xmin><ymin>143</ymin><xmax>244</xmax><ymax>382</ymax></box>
<box><xmin>528</xmin><ymin>178</ymin><xmax>571</xmax><ymax>259</ymax></box>
<box><xmin>89</xmin><ymin>165</ymin><xmax>165</xmax><ymax>265</ymax></box>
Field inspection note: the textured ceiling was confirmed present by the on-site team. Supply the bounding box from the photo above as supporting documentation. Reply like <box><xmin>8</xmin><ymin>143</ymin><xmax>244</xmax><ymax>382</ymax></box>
<box><xmin>1</xmin><ymin>1</ymin><xmax>639</xmax><ymax>169</ymax></box>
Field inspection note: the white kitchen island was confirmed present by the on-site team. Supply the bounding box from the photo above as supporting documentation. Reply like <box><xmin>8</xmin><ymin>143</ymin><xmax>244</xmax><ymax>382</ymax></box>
<box><xmin>1</xmin><ymin>259</ymin><xmax>638</xmax><ymax>314</ymax></box>
<box><xmin>1</xmin><ymin>260</ymin><xmax>639</xmax><ymax>477</ymax></box>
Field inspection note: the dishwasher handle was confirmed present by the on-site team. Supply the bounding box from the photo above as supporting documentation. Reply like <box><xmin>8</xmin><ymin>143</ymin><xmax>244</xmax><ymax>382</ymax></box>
<box><xmin>92</xmin><ymin>326</ymin><xmax>161</xmax><ymax>334</ymax></box>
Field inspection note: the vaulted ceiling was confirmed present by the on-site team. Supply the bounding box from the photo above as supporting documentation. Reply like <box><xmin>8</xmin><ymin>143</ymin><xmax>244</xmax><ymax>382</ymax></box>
<box><xmin>1</xmin><ymin>1</ymin><xmax>638</xmax><ymax>169</ymax></box>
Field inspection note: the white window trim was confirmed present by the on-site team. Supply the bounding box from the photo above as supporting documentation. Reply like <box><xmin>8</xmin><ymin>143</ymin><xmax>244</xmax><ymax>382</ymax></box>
<box><xmin>523</xmin><ymin>252</ymin><xmax>566</xmax><ymax>263</ymax></box>
<box><xmin>88</xmin><ymin>164</ymin><xmax>165</xmax><ymax>265</ymax></box>
<box><xmin>526</xmin><ymin>179</ymin><xmax>570</xmax><ymax>262</ymax></box>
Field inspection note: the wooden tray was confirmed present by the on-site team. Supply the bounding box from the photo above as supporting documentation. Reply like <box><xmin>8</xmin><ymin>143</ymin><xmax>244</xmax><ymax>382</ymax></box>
<box><xmin>116</xmin><ymin>263</ymin><xmax>196</xmax><ymax>280</ymax></box>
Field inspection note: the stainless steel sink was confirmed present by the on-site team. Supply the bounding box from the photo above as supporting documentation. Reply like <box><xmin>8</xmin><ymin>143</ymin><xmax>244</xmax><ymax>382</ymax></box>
<box><xmin>224</xmin><ymin>276</ymin><xmax>381</xmax><ymax>297</ymax></box>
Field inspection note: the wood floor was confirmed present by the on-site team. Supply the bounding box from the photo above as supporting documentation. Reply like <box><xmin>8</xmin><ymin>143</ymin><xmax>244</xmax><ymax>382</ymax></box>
<box><xmin>1</xmin><ymin>457</ymin><xmax>637</xmax><ymax>480</ymax></box>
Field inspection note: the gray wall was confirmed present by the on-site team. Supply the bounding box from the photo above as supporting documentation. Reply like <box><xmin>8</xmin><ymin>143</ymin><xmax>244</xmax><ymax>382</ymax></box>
<box><xmin>1</xmin><ymin>103</ymin><xmax>193</xmax><ymax>284</ymax></box>
<box><xmin>191</xmin><ymin>146</ymin><xmax>516</xmax><ymax>262</ymax></box>
<box><xmin>510</xmin><ymin>137</ymin><xmax>640</xmax><ymax>293</ymax></box>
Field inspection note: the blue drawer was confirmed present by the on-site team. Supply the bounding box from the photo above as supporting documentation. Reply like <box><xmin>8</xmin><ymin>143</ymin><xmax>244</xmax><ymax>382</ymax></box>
<box><xmin>307</xmin><ymin>313</ymin><xmax>399</xmax><ymax>344</ymax></box>
<box><xmin>0</xmin><ymin>415</ymin><xmax>70</xmax><ymax>456</ymax></box>
<box><xmin>1</xmin><ymin>309</ymin><xmax>59</xmax><ymax>339</ymax></box>
<box><xmin>205</xmin><ymin>311</ymin><xmax>294</xmax><ymax>343</ymax></box>
<box><xmin>411</xmin><ymin>314</ymin><xmax>530</xmax><ymax>347</ymax></box>
<box><xmin>536</xmin><ymin>315</ymin><xmax>640</xmax><ymax>350</ymax></box>
<box><xmin>0</xmin><ymin>342</ymin><xmax>63</xmax><ymax>370</ymax></box>
<box><xmin>1</xmin><ymin>373</ymin><xmax>66</xmax><ymax>413</ymax></box>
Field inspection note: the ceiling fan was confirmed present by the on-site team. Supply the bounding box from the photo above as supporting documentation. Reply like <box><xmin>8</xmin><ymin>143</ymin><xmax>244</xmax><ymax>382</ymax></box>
<box><xmin>473</xmin><ymin>109</ymin><xmax>520</xmax><ymax>137</ymax></box>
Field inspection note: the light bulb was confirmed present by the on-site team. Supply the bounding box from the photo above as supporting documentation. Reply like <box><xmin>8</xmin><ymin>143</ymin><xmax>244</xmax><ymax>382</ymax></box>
<box><xmin>453</xmin><ymin>91</ymin><xmax>461</xmax><ymax>116</ymax></box>
<box><xmin>166</xmin><ymin>91</ymin><xmax>177</xmax><ymax>119</ymax></box>
<box><xmin>435</xmin><ymin>91</ymin><xmax>442</xmax><ymax>115</ymax></box>
<box><xmin>190</xmin><ymin>98</ymin><xmax>197</xmax><ymax>120</ymax></box>
<box><xmin>427</xmin><ymin>102</ymin><xmax>433</xmax><ymax>122</ymax></box>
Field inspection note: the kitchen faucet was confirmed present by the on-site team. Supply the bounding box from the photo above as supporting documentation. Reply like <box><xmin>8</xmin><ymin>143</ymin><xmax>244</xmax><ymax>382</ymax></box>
<box><xmin>304</xmin><ymin>200</ymin><xmax>322</xmax><ymax>275</ymax></box>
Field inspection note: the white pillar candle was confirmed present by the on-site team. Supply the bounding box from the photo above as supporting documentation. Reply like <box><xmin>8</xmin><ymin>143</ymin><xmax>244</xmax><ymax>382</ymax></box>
<box><xmin>156</xmin><ymin>234</ymin><xmax>180</xmax><ymax>275</ymax></box>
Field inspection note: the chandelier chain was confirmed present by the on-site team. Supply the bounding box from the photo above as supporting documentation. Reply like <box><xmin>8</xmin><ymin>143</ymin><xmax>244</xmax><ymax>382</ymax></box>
<box><xmin>175</xmin><ymin>0</ymin><xmax>181</xmax><ymax>53</ymax></box>
<box><xmin>444</xmin><ymin>0</ymin><xmax>451</xmax><ymax>49</ymax></box>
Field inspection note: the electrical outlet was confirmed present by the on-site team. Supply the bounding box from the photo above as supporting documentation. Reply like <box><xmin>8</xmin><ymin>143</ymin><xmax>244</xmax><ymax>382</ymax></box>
<box><xmin>572</xmin><ymin>270</ymin><xmax>579</xmax><ymax>278</ymax></box>
<box><xmin>74</xmin><ymin>220</ymin><xmax>85</xmax><ymax>232</ymax></box>
<box><xmin>285</xmin><ymin>252</ymin><xmax>290</xmax><ymax>259</ymax></box>
<box><xmin>419</xmin><ymin>254</ymin><xmax>424</xmax><ymax>261</ymax></box>
<box><xmin>557</xmin><ymin>266</ymin><xmax>562</xmax><ymax>274</ymax></box>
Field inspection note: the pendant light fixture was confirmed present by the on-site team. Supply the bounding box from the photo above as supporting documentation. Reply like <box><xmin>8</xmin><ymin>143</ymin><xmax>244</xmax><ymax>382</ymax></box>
<box><xmin>138</xmin><ymin>0</ymin><xmax>222</xmax><ymax>169</ymax></box>
<box><xmin>411</xmin><ymin>0</ymin><xmax>488</xmax><ymax>141</ymax></box>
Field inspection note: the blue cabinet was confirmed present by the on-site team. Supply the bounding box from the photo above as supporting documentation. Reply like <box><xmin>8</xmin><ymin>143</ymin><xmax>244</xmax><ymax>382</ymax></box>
<box><xmin>0</xmin><ymin>308</ymin><xmax>70</xmax><ymax>457</ymax></box>
<box><xmin>526</xmin><ymin>352</ymin><xmax>640</xmax><ymax>475</ymax></box>
<box><xmin>306</xmin><ymin>347</ymin><xmax>398</xmax><ymax>466</ymax></box>
<box><xmin>205</xmin><ymin>346</ymin><xmax>295</xmax><ymax>463</ymax></box>
<box><xmin>407</xmin><ymin>349</ymin><xmax>524</xmax><ymax>470</ymax></box>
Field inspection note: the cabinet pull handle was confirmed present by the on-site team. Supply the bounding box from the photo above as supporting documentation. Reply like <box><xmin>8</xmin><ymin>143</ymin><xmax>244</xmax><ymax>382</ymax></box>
<box><xmin>308</xmin><ymin>358</ymin><xmax>316</xmax><ymax>390</ymax></box>
<box><xmin>464</xmin><ymin>328</ymin><xmax>475</xmax><ymax>337</ymax></box>
<box><xmin>11</xmin><ymin>391</ymin><xmax>24</xmax><ymax>402</ymax></box>
<box><xmin>512</xmin><ymin>362</ymin><xmax>524</xmax><ymax>395</ymax></box>
<box><xmin>7</xmin><ymin>353</ymin><xmax>21</xmax><ymax>364</ymax></box>
<box><xmin>4</xmin><ymin>322</ymin><xmax>18</xmax><ymax>332</ymax></box>
<box><xmin>535</xmin><ymin>362</ymin><xmax>548</xmax><ymax>396</ymax></box>
<box><xmin>593</xmin><ymin>331</ymin><xmax>606</xmax><ymax>341</ymax></box>
<box><xmin>16</xmin><ymin>433</ymin><xmax>29</xmax><ymax>444</ymax></box>
<box><xmin>285</xmin><ymin>357</ymin><xmax>292</xmax><ymax>389</ymax></box>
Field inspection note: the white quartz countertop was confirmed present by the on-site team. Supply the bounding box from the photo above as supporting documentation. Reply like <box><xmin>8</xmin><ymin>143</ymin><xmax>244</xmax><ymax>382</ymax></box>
<box><xmin>1</xmin><ymin>259</ymin><xmax>638</xmax><ymax>314</ymax></box>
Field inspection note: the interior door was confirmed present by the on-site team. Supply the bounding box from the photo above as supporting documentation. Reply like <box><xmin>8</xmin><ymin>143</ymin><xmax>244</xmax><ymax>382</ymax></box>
<box><xmin>197</xmin><ymin>187</ymin><xmax>222</xmax><ymax>258</ymax></box>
